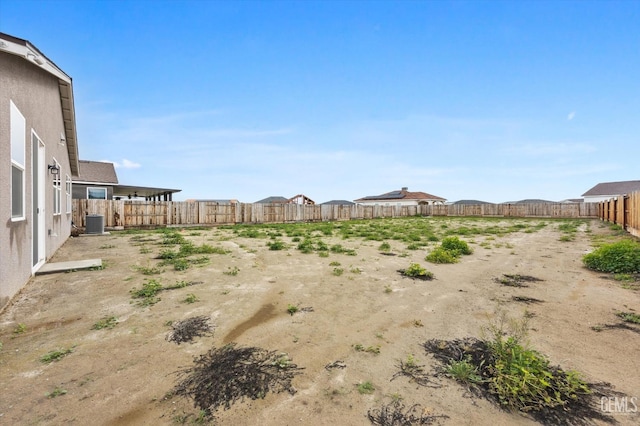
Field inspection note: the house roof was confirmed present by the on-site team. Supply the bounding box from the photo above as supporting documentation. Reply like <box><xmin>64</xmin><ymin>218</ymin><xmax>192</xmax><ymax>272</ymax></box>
<box><xmin>255</xmin><ymin>196</ymin><xmax>289</xmax><ymax>204</ymax></box>
<box><xmin>504</xmin><ymin>199</ymin><xmax>556</xmax><ymax>204</ymax></box>
<box><xmin>354</xmin><ymin>187</ymin><xmax>446</xmax><ymax>202</ymax></box>
<box><xmin>75</xmin><ymin>160</ymin><xmax>118</xmax><ymax>184</ymax></box>
<box><xmin>451</xmin><ymin>199</ymin><xmax>495</xmax><ymax>205</ymax></box>
<box><xmin>582</xmin><ymin>180</ymin><xmax>640</xmax><ymax>197</ymax></box>
<box><xmin>0</xmin><ymin>32</ymin><xmax>80</xmax><ymax>176</ymax></box>
<box><xmin>321</xmin><ymin>200</ymin><xmax>355</xmax><ymax>205</ymax></box>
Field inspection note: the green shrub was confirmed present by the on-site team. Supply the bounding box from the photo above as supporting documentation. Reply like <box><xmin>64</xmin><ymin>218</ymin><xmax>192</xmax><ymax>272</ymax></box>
<box><xmin>378</xmin><ymin>241</ymin><xmax>391</xmax><ymax>252</ymax></box>
<box><xmin>297</xmin><ymin>239</ymin><xmax>315</xmax><ymax>254</ymax></box>
<box><xmin>267</xmin><ymin>240</ymin><xmax>287</xmax><ymax>250</ymax></box>
<box><xmin>425</xmin><ymin>247</ymin><xmax>459</xmax><ymax>264</ymax></box>
<box><xmin>583</xmin><ymin>240</ymin><xmax>640</xmax><ymax>273</ymax></box>
<box><xmin>402</xmin><ymin>263</ymin><xmax>434</xmax><ymax>279</ymax></box>
<box><xmin>440</xmin><ymin>236</ymin><xmax>473</xmax><ymax>256</ymax></box>
<box><xmin>488</xmin><ymin>335</ymin><xmax>589</xmax><ymax>411</ymax></box>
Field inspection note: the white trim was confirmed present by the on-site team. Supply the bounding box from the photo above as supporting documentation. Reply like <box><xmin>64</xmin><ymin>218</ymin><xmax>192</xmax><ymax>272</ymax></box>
<box><xmin>73</xmin><ymin>180</ymin><xmax>118</xmax><ymax>185</ymax></box>
<box><xmin>32</xmin><ymin>133</ymin><xmax>46</xmax><ymax>272</ymax></box>
<box><xmin>0</xmin><ymin>35</ymin><xmax>71</xmax><ymax>83</ymax></box>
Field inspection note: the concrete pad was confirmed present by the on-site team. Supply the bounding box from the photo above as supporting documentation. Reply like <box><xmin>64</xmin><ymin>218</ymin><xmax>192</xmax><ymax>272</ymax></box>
<box><xmin>36</xmin><ymin>259</ymin><xmax>102</xmax><ymax>275</ymax></box>
<box><xmin>79</xmin><ymin>232</ymin><xmax>111</xmax><ymax>237</ymax></box>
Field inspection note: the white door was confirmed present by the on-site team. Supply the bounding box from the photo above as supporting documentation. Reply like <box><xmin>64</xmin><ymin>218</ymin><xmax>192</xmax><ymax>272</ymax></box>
<box><xmin>32</xmin><ymin>134</ymin><xmax>45</xmax><ymax>270</ymax></box>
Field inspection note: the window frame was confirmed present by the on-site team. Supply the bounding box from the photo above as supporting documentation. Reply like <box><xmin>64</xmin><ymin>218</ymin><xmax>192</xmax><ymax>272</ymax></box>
<box><xmin>10</xmin><ymin>100</ymin><xmax>26</xmax><ymax>221</ymax></box>
<box><xmin>87</xmin><ymin>187</ymin><xmax>108</xmax><ymax>200</ymax></box>
<box><xmin>65</xmin><ymin>174</ymin><xmax>72</xmax><ymax>214</ymax></box>
<box><xmin>52</xmin><ymin>158</ymin><xmax>61</xmax><ymax>215</ymax></box>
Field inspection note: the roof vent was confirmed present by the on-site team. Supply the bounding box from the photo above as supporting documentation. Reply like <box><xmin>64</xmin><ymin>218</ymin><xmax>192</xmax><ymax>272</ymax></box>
<box><xmin>401</xmin><ymin>187</ymin><xmax>408</xmax><ymax>191</ymax></box>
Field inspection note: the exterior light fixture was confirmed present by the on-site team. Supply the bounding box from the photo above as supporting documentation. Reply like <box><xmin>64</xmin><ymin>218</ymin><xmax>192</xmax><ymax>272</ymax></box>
<box><xmin>48</xmin><ymin>164</ymin><xmax>60</xmax><ymax>175</ymax></box>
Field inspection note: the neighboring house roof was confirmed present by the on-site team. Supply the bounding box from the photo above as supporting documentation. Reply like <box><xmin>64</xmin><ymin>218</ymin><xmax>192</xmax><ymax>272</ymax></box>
<box><xmin>0</xmin><ymin>32</ymin><xmax>79</xmax><ymax>175</ymax></box>
<box><xmin>505</xmin><ymin>199</ymin><xmax>556</xmax><ymax>204</ymax></box>
<box><xmin>354</xmin><ymin>187</ymin><xmax>446</xmax><ymax>203</ymax></box>
<box><xmin>451</xmin><ymin>199</ymin><xmax>495</xmax><ymax>205</ymax></box>
<box><xmin>321</xmin><ymin>200</ymin><xmax>355</xmax><ymax>205</ymax></box>
<box><xmin>582</xmin><ymin>180</ymin><xmax>640</xmax><ymax>197</ymax></box>
<box><xmin>74</xmin><ymin>160</ymin><xmax>180</xmax><ymax>199</ymax></box>
<box><xmin>75</xmin><ymin>160</ymin><xmax>118</xmax><ymax>184</ymax></box>
<box><xmin>559</xmin><ymin>198</ymin><xmax>584</xmax><ymax>203</ymax></box>
<box><xmin>185</xmin><ymin>199</ymin><xmax>238</xmax><ymax>204</ymax></box>
<box><xmin>255</xmin><ymin>196</ymin><xmax>289</xmax><ymax>204</ymax></box>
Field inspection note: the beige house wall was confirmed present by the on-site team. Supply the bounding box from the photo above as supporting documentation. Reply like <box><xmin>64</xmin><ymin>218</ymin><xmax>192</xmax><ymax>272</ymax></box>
<box><xmin>0</xmin><ymin>52</ymin><xmax>73</xmax><ymax>309</ymax></box>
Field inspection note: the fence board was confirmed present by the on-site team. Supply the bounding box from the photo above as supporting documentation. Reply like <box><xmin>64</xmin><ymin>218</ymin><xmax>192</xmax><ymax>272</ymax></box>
<box><xmin>597</xmin><ymin>192</ymin><xmax>640</xmax><ymax>238</ymax></box>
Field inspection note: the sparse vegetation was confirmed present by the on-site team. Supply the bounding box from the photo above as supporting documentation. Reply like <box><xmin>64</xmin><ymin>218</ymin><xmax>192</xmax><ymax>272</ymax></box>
<box><xmin>40</xmin><ymin>347</ymin><xmax>74</xmax><ymax>363</ymax></box>
<box><xmin>353</xmin><ymin>344</ymin><xmax>380</xmax><ymax>354</ymax></box>
<box><xmin>616</xmin><ymin>311</ymin><xmax>640</xmax><ymax>324</ymax></box>
<box><xmin>46</xmin><ymin>387</ymin><xmax>68</xmax><ymax>398</ymax></box>
<box><xmin>183</xmin><ymin>293</ymin><xmax>199</xmax><ymax>304</ymax></box>
<box><xmin>357</xmin><ymin>381</ymin><xmax>375</xmax><ymax>394</ymax></box>
<box><xmin>130</xmin><ymin>278</ymin><xmax>164</xmax><ymax>306</ymax></box>
<box><xmin>91</xmin><ymin>316</ymin><xmax>118</xmax><ymax>330</ymax></box>
<box><xmin>223</xmin><ymin>266</ymin><xmax>240</xmax><ymax>276</ymax></box>
<box><xmin>287</xmin><ymin>304</ymin><xmax>298</xmax><ymax>316</ymax></box>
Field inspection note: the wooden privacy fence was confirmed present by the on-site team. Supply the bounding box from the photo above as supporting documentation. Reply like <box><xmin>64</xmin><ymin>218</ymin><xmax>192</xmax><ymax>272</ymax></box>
<box><xmin>598</xmin><ymin>191</ymin><xmax>640</xmax><ymax>238</ymax></box>
<box><xmin>72</xmin><ymin>200</ymin><xmax>598</xmax><ymax>229</ymax></box>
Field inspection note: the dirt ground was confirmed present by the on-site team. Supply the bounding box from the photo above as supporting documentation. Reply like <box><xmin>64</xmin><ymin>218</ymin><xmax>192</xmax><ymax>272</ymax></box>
<box><xmin>0</xmin><ymin>217</ymin><xmax>639</xmax><ymax>426</ymax></box>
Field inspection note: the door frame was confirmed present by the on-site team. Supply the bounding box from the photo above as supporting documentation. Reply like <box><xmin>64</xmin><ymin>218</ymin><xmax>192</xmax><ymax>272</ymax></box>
<box><xmin>32</xmin><ymin>132</ymin><xmax>45</xmax><ymax>271</ymax></box>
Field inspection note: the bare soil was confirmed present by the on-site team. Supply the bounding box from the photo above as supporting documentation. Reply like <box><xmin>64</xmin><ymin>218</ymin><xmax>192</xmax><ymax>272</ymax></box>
<box><xmin>1</xmin><ymin>218</ymin><xmax>639</xmax><ymax>426</ymax></box>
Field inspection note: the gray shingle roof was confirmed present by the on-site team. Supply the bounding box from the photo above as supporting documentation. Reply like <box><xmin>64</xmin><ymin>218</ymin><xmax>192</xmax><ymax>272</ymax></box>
<box><xmin>76</xmin><ymin>160</ymin><xmax>118</xmax><ymax>184</ymax></box>
<box><xmin>255</xmin><ymin>196</ymin><xmax>288</xmax><ymax>204</ymax></box>
<box><xmin>582</xmin><ymin>180</ymin><xmax>640</xmax><ymax>197</ymax></box>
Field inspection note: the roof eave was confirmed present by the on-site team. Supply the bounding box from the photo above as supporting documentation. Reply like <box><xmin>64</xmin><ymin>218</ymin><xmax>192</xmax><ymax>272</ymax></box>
<box><xmin>0</xmin><ymin>33</ymin><xmax>79</xmax><ymax>175</ymax></box>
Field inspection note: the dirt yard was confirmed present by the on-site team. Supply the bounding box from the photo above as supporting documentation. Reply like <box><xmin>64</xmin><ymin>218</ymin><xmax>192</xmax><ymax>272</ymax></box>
<box><xmin>0</xmin><ymin>217</ymin><xmax>638</xmax><ymax>426</ymax></box>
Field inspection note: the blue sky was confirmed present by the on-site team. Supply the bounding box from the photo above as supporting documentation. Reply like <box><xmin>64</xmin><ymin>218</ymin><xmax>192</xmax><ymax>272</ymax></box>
<box><xmin>2</xmin><ymin>0</ymin><xmax>639</xmax><ymax>203</ymax></box>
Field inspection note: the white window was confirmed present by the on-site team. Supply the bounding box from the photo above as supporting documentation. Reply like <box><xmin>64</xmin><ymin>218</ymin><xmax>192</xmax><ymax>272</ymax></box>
<box><xmin>52</xmin><ymin>158</ymin><xmax>61</xmax><ymax>215</ymax></box>
<box><xmin>10</xmin><ymin>101</ymin><xmax>26</xmax><ymax>220</ymax></box>
<box><xmin>87</xmin><ymin>187</ymin><xmax>107</xmax><ymax>200</ymax></box>
<box><xmin>65</xmin><ymin>174</ymin><xmax>72</xmax><ymax>213</ymax></box>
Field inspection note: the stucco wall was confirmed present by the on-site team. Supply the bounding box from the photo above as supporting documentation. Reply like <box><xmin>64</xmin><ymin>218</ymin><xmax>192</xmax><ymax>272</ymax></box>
<box><xmin>0</xmin><ymin>52</ymin><xmax>73</xmax><ymax>309</ymax></box>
